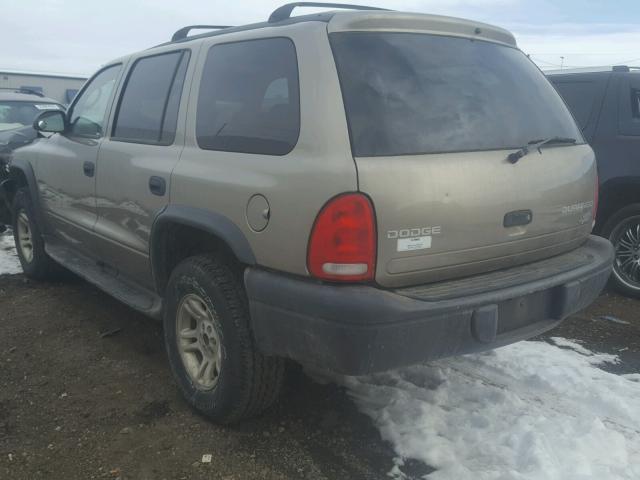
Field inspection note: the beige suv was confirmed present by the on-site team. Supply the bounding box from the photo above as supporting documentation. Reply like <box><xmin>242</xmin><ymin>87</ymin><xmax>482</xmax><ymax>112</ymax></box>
<box><xmin>0</xmin><ymin>3</ymin><xmax>614</xmax><ymax>423</ymax></box>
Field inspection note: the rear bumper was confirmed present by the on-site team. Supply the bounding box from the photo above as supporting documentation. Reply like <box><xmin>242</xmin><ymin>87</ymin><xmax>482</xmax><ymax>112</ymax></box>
<box><xmin>245</xmin><ymin>235</ymin><xmax>614</xmax><ymax>375</ymax></box>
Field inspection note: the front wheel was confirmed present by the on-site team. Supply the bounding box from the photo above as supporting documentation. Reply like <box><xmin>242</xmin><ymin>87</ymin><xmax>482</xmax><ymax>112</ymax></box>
<box><xmin>11</xmin><ymin>188</ymin><xmax>58</xmax><ymax>280</ymax></box>
<box><xmin>163</xmin><ymin>254</ymin><xmax>285</xmax><ymax>424</ymax></box>
<box><xmin>602</xmin><ymin>204</ymin><xmax>640</xmax><ymax>298</ymax></box>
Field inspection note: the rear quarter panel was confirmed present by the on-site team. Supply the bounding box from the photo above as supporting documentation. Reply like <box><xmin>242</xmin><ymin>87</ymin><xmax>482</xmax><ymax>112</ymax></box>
<box><xmin>170</xmin><ymin>22</ymin><xmax>357</xmax><ymax>277</ymax></box>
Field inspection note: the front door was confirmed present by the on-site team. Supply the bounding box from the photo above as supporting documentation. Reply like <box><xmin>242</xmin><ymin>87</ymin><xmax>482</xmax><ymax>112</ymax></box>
<box><xmin>35</xmin><ymin>64</ymin><xmax>122</xmax><ymax>255</ymax></box>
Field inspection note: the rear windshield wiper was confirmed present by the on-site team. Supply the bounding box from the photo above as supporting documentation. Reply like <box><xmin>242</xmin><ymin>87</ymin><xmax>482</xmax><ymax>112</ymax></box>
<box><xmin>507</xmin><ymin>136</ymin><xmax>577</xmax><ymax>164</ymax></box>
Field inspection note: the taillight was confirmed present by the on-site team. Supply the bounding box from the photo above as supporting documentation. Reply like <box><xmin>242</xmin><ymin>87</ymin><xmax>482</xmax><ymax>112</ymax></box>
<box><xmin>307</xmin><ymin>193</ymin><xmax>376</xmax><ymax>282</ymax></box>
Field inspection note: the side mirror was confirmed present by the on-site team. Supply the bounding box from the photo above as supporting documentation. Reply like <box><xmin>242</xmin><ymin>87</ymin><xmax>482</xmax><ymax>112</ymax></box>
<box><xmin>33</xmin><ymin>110</ymin><xmax>66</xmax><ymax>133</ymax></box>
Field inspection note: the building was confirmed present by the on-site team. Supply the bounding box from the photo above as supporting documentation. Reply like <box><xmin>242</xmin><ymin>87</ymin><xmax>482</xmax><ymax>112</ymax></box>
<box><xmin>0</xmin><ymin>69</ymin><xmax>87</xmax><ymax>105</ymax></box>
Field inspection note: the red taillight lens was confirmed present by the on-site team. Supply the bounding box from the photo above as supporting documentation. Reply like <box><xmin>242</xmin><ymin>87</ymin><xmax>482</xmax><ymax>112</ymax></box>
<box><xmin>307</xmin><ymin>193</ymin><xmax>376</xmax><ymax>282</ymax></box>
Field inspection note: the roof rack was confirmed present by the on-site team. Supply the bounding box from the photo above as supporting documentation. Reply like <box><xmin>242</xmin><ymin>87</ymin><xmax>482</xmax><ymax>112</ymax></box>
<box><xmin>171</xmin><ymin>25</ymin><xmax>233</xmax><ymax>42</ymax></box>
<box><xmin>268</xmin><ymin>2</ymin><xmax>389</xmax><ymax>23</ymax></box>
<box><xmin>0</xmin><ymin>87</ymin><xmax>44</xmax><ymax>97</ymax></box>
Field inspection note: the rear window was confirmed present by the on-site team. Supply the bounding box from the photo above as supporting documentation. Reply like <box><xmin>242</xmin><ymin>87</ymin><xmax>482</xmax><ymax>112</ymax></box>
<box><xmin>331</xmin><ymin>33</ymin><xmax>583</xmax><ymax>157</ymax></box>
<box><xmin>631</xmin><ymin>88</ymin><xmax>640</xmax><ymax>119</ymax></box>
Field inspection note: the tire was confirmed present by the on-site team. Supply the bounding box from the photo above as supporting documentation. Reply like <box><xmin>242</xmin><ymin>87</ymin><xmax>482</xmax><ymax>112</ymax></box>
<box><xmin>163</xmin><ymin>254</ymin><xmax>285</xmax><ymax>424</ymax></box>
<box><xmin>11</xmin><ymin>188</ymin><xmax>58</xmax><ymax>280</ymax></box>
<box><xmin>601</xmin><ymin>203</ymin><xmax>640</xmax><ymax>298</ymax></box>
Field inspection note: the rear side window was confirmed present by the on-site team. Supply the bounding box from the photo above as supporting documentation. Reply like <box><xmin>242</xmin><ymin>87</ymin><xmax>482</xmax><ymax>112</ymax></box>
<box><xmin>618</xmin><ymin>80</ymin><xmax>640</xmax><ymax>136</ymax></box>
<box><xmin>113</xmin><ymin>50</ymin><xmax>190</xmax><ymax>145</ymax></box>
<box><xmin>631</xmin><ymin>89</ymin><xmax>640</xmax><ymax>119</ymax></box>
<box><xmin>196</xmin><ymin>38</ymin><xmax>300</xmax><ymax>155</ymax></box>
<box><xmin>331</xmin><ymin>33</ymin><xmax>583</xmax><ymax>157</ymax></box>
<box><xmin>552</xmin><ymin>81</ymin><xmax>599</xmax><ymax>130</ymax></box>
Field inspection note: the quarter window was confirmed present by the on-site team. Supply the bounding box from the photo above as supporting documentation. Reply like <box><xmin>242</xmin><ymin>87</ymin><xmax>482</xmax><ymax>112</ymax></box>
<box><xmin>196</xmin><ymin>38</ymin><xmax>300</xmax><ymax>156</ymax></box>
<box><xmin>618</xmin><ymin>81</ymin><xmax>640</xmax><ymax>136</ymax></box>
<box><xmin>112</xmin><ymin>51</ymin><xmax>190</xmax><ymax>145</ymax></box>
<box><xmin>69</xmin><ymin>64</ymin><xmax>121</xmax><ymax>138</ymax></box>
<box><xmin>631</xmin><ymin>89</ymin><xmax>640</xmax><ymax>119</ymax></box>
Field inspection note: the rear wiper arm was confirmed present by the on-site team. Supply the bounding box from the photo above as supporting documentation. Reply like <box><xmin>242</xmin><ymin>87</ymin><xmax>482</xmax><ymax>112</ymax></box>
<box><xmin>507</xmin><ymin>136</ymin><xmax>577</xmax><ymax>164</ymax></box>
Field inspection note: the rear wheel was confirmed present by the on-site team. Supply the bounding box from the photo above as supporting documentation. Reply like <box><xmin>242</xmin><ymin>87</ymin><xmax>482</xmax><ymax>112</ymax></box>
<box><xmin>11</xmin><ymin>188</ymin><xmax>58</xmax><ymax>280</ymax></box>
<box><xmin>602</xmin><ymin>204</ymin><xmax>640</xmax><ymax>298</ymax></box>
<box><xmin>163</xmin><ymin>254</ymin><xmax>285</xmax><ymax>424</ymax></box>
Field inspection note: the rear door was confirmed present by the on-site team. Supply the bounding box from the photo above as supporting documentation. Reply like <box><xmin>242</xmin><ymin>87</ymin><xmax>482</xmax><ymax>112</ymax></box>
<box><xmin>93</xmin><ymin>49</ymin><xmax>193</xmax><ymax>287</ymax></box>
<box><xmin>331</xmin><ymin>32</ymin><xmax>596</xmax><ymax>288</ymax></box>
<box><xmin>35</xmin><ymin>64</ymin><xmax>122</xmax><ymax>255</ymax></box>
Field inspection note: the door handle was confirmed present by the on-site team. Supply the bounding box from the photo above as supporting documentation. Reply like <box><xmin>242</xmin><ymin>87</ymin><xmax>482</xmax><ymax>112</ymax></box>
<box><xmin>83</xmin><ymin>161</ymin><xmax>95</xmax><ymax>177</ymax></box>
<box><xmin>149</xmin><ymin>176</ymin><xmax>166</xmax><ymax>196</ymax></box>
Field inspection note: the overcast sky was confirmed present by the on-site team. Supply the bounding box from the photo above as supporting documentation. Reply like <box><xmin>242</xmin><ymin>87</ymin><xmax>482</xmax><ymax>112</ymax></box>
<box><xmin>2</xmin><ymin>0</ymin><xmax>639</xmax><ymax>76</ymax></box>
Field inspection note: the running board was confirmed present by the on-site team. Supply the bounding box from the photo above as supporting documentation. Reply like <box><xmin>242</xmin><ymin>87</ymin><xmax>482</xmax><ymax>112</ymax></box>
<box><xmin>45</xmin><ymin>241</ymin><xmax>163</xmax><ymax>320</ymax></box>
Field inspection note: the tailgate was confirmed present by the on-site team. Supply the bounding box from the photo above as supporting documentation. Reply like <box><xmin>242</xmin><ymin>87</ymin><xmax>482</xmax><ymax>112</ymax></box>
<box><xmin>329</xmin><ymin>29</ymin><xmax>593</xmax><ymax>288</ymax></box>
<box><xmin>356</xmin><ymin>146</ymin><xmax>595</xmax><ymax>287</ymax></box>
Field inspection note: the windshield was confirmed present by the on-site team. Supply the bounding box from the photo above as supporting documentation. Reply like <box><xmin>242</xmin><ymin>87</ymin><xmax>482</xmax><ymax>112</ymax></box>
<box><xmin>330</xmin><ymin>32</ymin><xmax>583</xmax><ymax>157</ymax></box>
<box><xmin>0</xmin><ymin>101</ymin><xmax>62</xmax><ymax>132</ymax></box>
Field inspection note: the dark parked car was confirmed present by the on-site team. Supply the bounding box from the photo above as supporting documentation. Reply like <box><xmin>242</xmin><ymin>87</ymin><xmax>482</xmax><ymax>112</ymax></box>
<box><xmin>548</xmin><ymin>66</ymin><xmax>640</xmax><ymax>297</ymax></box>
<box><xmin>0</xmin><ymin>89</ymin><xmax>64</xmax><ymax>229</ymax></box>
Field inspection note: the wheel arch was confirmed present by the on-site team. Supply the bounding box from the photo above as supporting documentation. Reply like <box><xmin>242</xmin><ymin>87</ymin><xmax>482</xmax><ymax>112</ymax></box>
<box><xmin>1</xmin><ymin>158</ymin><xmax>44</xmax><ymax>227</ymax></box>
<box><xmin>150</xmin><ymin>205</ymin><xmax>256</xmax><ymax>295</ymax></box>
<box><xmin>595</xmin><ymin>176</ymin><xmax>640</xmax><ymax>234</ymax></box>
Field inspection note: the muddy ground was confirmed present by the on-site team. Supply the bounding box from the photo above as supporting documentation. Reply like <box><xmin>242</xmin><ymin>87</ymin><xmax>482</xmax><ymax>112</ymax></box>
<box><xmin>1</xmin><ymin>273</ymin><xmax>639</xmax><ymax>480</ymax></box>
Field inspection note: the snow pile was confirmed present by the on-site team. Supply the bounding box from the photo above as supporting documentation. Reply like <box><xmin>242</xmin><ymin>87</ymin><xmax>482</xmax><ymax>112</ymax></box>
<box><xmin>336</xmin><ymin>339</ymin><xmax>640</xmax><ymax>480</ymax></box>
<box><xmin>0</xmin><ymin>230</ymin><xmax>21</xmax><ymax>275</ymax></box>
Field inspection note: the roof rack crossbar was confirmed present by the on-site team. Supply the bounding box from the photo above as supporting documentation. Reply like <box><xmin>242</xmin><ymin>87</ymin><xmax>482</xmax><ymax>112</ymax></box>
<box><xmin>172</xmin><ymin>25</ymin><xmax>234</xmax><ymax>42</ymax></box>
<box><xmin>268</xmin><ymin>2</ymin><xmax>389</xmax><ymax>23</ymax></box>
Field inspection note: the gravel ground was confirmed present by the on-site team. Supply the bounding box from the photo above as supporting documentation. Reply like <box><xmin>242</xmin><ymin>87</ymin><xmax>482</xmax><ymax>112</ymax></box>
<box><xmin>0</xmin><ymin>272</ymin><xmax>638</xmax><ymax>480</ymax></box>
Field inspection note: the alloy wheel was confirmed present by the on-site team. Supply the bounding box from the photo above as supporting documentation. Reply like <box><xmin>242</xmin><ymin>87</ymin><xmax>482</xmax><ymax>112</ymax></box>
<box><xmin>176</xmin><ymin>293</ymin><xmax>223</xmax><ymax>390</ymax></box>
<box><xmin>16</xmin><ymin>210</ymin><xmax>34</xmax><ymax>263</ymax></box>
<box><xmin>611</xmin><ymin>217</ymin><xmax>640</xmax><ymax>291</ymax></box>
